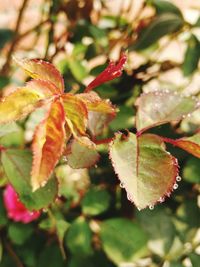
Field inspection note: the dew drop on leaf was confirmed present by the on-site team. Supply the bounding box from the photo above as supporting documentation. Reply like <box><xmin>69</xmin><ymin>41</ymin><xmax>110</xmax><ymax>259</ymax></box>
<box><xmin>176</xmin><ymin>176</ymin><xmax>182</xmax><ymax>182</ymax></box>
<box><xmin>173</xmin><ymin>183</ymin><xmax>178</xmax><ymax>190</ymax></box>
<box><xmin>149</xmin><ymin>205</ymin><xmax>154</xmax><ymax>210</ymax></box>
<box><xmin>119</xmin><ymin>182</ymin><xmax>125</xmax><ymax>188</ymax></box>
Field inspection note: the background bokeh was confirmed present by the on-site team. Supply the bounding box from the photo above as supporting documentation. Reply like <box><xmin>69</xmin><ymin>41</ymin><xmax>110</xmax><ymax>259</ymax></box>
<box><xmin>0</xmin><ymin>1</ymin><xmax>200</xmax><ymax>266</ymax></box>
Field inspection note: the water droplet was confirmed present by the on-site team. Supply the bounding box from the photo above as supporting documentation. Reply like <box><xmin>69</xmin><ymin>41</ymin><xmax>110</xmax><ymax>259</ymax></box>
<box><xmin>120</xmin><ymin>182</ymin><xmax>125</xmax><ymax>188</ymax></box>
<box><xmin>94</xmin><ymin>164</ymin><xmax>98</xmax><ymax>168</ymax></box>
<box><xmin>176</xmin><ymin>176</ymin><xmax>182</xmax><ymax>182</ymax></box>
<box><xmin>167</xmin><ymin>192</ymin><xmax>171</xmax><ymax>197</ymax></box>
<box><xmin>159</xmin><ymin>197</ymin><xmax>165</xmax><ymax>203</ymax></box>
<box><xmin>149</xmin><ymin>205</ymin><xmax>154</xmax><ymax>210</ymax></box>
<box><xmin>173</xmin><ymin>183</ymin><xmax>178</xmax><ymax>190</ymax></box>
<box><xmin>137</xmin><ymin>207</ymin><xmax>141</xmax><ymax>211</ymax></box>
<box><xmin>41</xmin><ymin>181</ymin><xmax>47</xmax><ymax>187</ymax></box>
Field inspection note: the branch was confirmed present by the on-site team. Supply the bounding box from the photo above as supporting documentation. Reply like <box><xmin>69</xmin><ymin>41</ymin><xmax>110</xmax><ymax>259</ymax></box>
<box><xmin>0</xmin><ymin>0</ymin><xmax>29</xmax><ymax>75</ymax></box>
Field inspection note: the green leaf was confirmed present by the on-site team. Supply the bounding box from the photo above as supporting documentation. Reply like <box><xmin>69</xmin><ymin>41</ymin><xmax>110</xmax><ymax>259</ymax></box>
<box><xmin>0</xmin><ymin>125</ymin><xmax>24</xmax><ymax>148</ymax></box>
<box><xmin>151</xmin><ymin>0</ymin><xmax>183</xmax><ymax>17</ymax></box>
<box><xmin>100</xmin><ymin>218</ymin><xmax>148</xmax><ymax>264</ymax></box>
<box><xmin>136</xmin><ymin>207</ymin><xmax>176</xmax><ymax>257</ymax></box>
<box><xmin>183</xmin><ymin>157</ymin><xmax>200</xmax><ymax>183</ymax></box>
<box><xmin>0</xmin><ymin>122</ymin><xmax>19</xmax><ymax>138</ymax></box>
<box><xmin>0</xmin><ymin>29</ymin><xmax>14</xmax><ymax>49</ymax></box>
<box><xmin>169</xmin><ymin>262</ymin><xmax>183</xmax><ymax>267</ymax></box>
<box><xmin>190</xmin><ymin>253</ymin><xmax>200</xmax><ymax>267</ymax></box>
<box><xmin>37</xmin><ymin>243</ymin><xmax>65</xmax><ymax>267</ymax></box>
<box><xmin>68</xmin><ymin>58</ymin><xmax>88</xmax><ymax>82</ymax></box>
<box><xmin>1</xmin><ymin>149</ymin><xmax>58</xmax><ymax>210</ymax></box>
<box><xmin>65</xmin><ymin>217</ymin><xmax>93</xmax><ymax>257</ymax></box>
<box><xmin>182</xmin><ymin>34</ymin><xmax>200</xmax><ymax>76</ymax></box>
<box><xmin>110</xmin><ymin>105</ymin><xmax>134</xmax><ymax>131</ymax></box>
<box><xmin>132</xmin><ymin>13</ymin><xmax>184</xmax><ymax>50</ymax></box>
<box><xmin>110</xmin><ymin>133</ymin><xmax>178</xmax><ymax>210</ymax></box>
<box><xmin>8</xmin><ymin>223</ymin><xmax>33</xmax><ymax>245</ymax></box>
<box><xmin>81</xmin><ymin>188</ymin><xmax>111</xmax><ymax>216</ymax></box>
<box><xmin>56</xmin><ymin>219</ymin><xmax>70</xmax><ymax>246</ymax></box>
<box><xmin>136</xmin><ymin>91</ymin><xmax>199</xmax><ymax>132</ymax></box>
<box><xmin>66</xmin><ymin>137</ymin><xmax>100</xmax><ymax>169</ymax></box>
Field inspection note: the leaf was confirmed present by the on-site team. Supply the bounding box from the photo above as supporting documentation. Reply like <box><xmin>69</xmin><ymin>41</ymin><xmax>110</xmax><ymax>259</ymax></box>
<box><xmin>85</xmin><ymin>53</ymin><xmax>127</xmax><ymax>92</ymax></box>
<box><xmin>14</xmin><ymin>58</ymin><xmax>64</xmax><ymax>92</ymax></box>
<box><xmin>8</xmin><ymin>223</ymin><xmax>33</xmax><ymax>245</ymax></box>
<box><xmin>78</xmin><ymin>92</ymin><xmax>116</xmax><ymax>136</ymax></box>
<box><xmin>132</xmin><ymin>13</ymin><xmax>184</xmax><ymax>50</ymax></box>
<box><xmin>151</xmin><ymin>0</ymin><xmax>183</xmax><ymax>17</ymax></box>
<box><xmin>81</xmin><ymin>188</ymin><xmax>111</xmax><ymax>216</ymax></box>
<box><xmin>31</xmin><ymin>99</ymin><xmax>66</xmax><ymax>191</ymax></box>
<box><xmin>136</xmin><ymin>207</ymin><xmax>176</xmax><ymax>257</ymax></box>
<box><xmin>1</xmin><ymin>149</ymin><xmax>58</xmax><ymax>210</ymax></box>
<box><xmin>25</xmin><ymin>79</ymin><xmax>59</xmax><ymax>96</ymax></box>
<box><xmin>0</xmin><ymin>87</ymin><xmax>45</xmax><ymax>124</ymax></box>
<box><xmin>136</xmin><ymin>91</ymin><xmax>199</xmax><ymax>132</ymax></box>
<box><xmin>0</xmin><ymin>29</ymin><xmax>14</xmax><ymax>49</ymax></box>
<box><xmin>100</xmin><ymin>218</ymin><xmax>148</xmax><ymax>264</ymax></box>
<box><xmin>65</xmin><ymin>217</ymin><xmax>93</xmax><ymax>257</ymax></box>
<box><xmin>182</xmin><ymin>34</ymin><xmax>200</xmax><ymax>76</ymax></box>
<box><xmin>65</xmin><ymin>137</ymin><xmax>100</xmax><ymax>169</ymax></box>
<box><xmin>110</xmin><ymin>105</ymin><xmax>134</xmax><ymax>131</ymax></box>
<box><xmin>68</xmin><ymin>58</ymin><xmax>88</xmax><ymax>82</ymax></box>
<box><xmin>109</xmin><ymin>133</ymin><xmax>178</xmax><ymax>210</ymax></box>
<box><xmin>183</xmin><ymin>157</ymin><xmax>200</xmax><ymax>183</ymax></box>
<box><xmin>190</xmin><ymin>253</ymin><xmax>200</xmax><ymax>267</ymax></box>
<box><xmin>166</xmin><ymin>132</ymin><xmax>200</xmax><ymax>158</ymax></box>
<box><xmin>62</xmin><ymin>94</ymin><xmax>88</xmax><ymax>136</ymax></box>
<box><xmin>0</xmin><ymin>122</ymin><xmax>19</xmax><ymax>138</ymax></box>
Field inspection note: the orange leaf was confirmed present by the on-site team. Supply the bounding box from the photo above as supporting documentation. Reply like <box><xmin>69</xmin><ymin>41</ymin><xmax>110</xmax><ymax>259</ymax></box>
<box><xmin>14</xmin><ymin>58</ymin><xmax>64</xmax><ymax>93</ymax></box>
<box><xmin>31</xmin><ymin>98</ymin><xmax>66</xmax><ymax>191</ymax></box>
<box><xmin>62</xmin><ymin>94</ymin><xmax>88</xmax><ymax>136</ymax></box>
<box><xmin>0</xmin><ymin>87</ymin><xmax>45</xmax><ymax>124</ymax></box>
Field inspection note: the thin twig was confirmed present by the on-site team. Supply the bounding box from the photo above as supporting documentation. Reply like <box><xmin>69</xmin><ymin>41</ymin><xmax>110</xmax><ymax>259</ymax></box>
<box><xmin>1</xmin><ymin>0</ymin><xmax>29</xmax><ymax>75</ymax></box>
<box><xmin>5</xmin><ymin>241</ymin><xmax>24</xmax><ymax>267</ymax></box>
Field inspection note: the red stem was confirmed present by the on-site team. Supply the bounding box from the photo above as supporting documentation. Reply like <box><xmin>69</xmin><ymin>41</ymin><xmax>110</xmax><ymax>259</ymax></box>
<box><xmin>93</xmin><ymin>137</ymin><xmax>113</xmax><ymax>145</ymax></box>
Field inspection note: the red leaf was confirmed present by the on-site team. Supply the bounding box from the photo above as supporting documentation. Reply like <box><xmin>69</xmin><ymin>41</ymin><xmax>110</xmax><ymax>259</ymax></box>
<box><xmin>85</xmin><ymin>53</ymin><xmax>127</xmax><ymax>93</ymax></box>
<box><xmin>31</xmin><ymin>98</ymin><xmax>66</xmax><ymax>191</ymax></box>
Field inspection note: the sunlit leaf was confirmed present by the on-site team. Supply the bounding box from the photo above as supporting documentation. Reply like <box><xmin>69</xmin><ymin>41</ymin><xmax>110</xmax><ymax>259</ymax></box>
<box><xmin>25</xmin><ymin>79</ymin><xmax>59</xmax><ymax>96</ymax></box>
<box><xmin>14</xmin><ymin>58</ymin><xmax>64</xmax><ymax>92</ymax></box>
<box><xmin>62</xmin><ymin>94</ymin><xmax>88</xmax><ymax>136</ymax></box>
<box><xmin>31</xmin><ymin>99</ymin><xmax>65</xmax><ymax>191</ymax></box>
<box><xmin>165</xmin><ymin>132</ymin><xmax>200</xmax><ymax>158</ymax></box>
<box><xmin>85</xmin><ymin>53</ymin><xmax>127</xmax><ymax>92</ymax></box>
<box><xmin>65</xmin><ymin>137</ymin><xmax>100</xmax><ymax>169</ymax></box>
<box><xmin>110</xmin><ymin>132</ymin><xmax>178</xmax><ymax>210</ymax></box>
<box><xmin>0</xmin><ymin>87</ymin><xmax>45</xmax><ymax>124</ymax></box>
<box><xmin>183</xmin><ymin>157</ymin><xmax>200</xmax><ymax>183</ymax></box>
<box><xmin>0</xmin><ymin>122</ymin><xmax>19</xmax><ymax>138</ymax></box>
<box><xmin>136</xmin><ymin>91</ymin><xmax>199</xmax><ymax>132</ymax></box>
<box><xmin>1</xmin><ymin>149</ymin><xmax>58</xmax><ymax>210</ymax></box>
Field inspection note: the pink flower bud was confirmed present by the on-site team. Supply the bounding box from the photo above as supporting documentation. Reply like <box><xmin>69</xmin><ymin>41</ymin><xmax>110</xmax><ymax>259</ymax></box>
<box><xmin>3</xmin><ymin>184</ymin><xmax>41</xmax><ymax>223</ymax></box>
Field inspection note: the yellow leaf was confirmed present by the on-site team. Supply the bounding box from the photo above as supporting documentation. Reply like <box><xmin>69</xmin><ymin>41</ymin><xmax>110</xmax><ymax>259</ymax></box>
<box><xmin>0</xmin><ymin>88</ymin><xmax>45</xmax><ymax>124</ymax></box>
<box><xmin>62</xmin><ymin>94</ymin><xmax>88</xmax><ymax>136</ymax></box>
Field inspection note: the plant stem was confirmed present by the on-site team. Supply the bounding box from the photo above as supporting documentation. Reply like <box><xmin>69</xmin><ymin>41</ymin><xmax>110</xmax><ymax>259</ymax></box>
<box><xmin>1</xmin><ymin>0</ymin><xmax>29</xmax><ymax>75</ymax></box>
